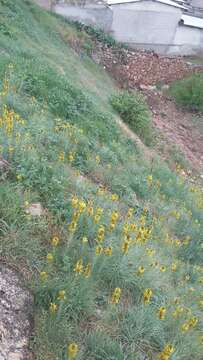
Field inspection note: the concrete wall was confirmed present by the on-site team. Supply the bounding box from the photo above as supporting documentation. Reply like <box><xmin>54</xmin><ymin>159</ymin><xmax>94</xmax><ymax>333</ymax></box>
<box><xmin>54</xmin><ymin>4</ymin><xmax>112</xmax><ymax>30</ymax></box>
<box><xmin>191</xmin><ymin>0</ymin><xmax>203</xmax><ymax>8</ymax></box>
<box><xmin>109</xmin><ymin>1</ymin><xmax>182</xmax><ymax>53</ymax></box>
<box><xmin>169</xmin><ymin>24</ymin><xmax>203</xmax><ymax>54</ymax></box>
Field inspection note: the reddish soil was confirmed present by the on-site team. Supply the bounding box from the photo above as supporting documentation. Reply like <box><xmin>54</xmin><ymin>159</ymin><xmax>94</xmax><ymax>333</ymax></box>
<box><xmin>145</xmin><ymin>90</ymin><xmax>203</xmax><ymax>172</ymax></box>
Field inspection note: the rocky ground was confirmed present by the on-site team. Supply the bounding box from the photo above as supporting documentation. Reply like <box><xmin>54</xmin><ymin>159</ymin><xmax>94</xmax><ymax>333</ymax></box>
<box><xmin>0</xmin><ymin>266</ymin><xmax>33</xmax><ymax>360</ymax></box>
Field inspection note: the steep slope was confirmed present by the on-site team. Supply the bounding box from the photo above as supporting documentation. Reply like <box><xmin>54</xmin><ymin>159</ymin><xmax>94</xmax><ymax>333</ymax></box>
<box><xmin>0</xmin><ymin>1</ymin><xmax>203</xmax><ymax>360</ymax></box>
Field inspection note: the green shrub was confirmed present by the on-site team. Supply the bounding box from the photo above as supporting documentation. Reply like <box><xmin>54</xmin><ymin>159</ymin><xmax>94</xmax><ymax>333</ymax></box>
<box><xmin>169</xmin><ymin>73</ymin><xmax>203</xmax><ymax>112</ymax></box>
<box><xmin>110</xmin><ymin>90</ymin><xmax>153</xmax><ymax>145</ymax></box>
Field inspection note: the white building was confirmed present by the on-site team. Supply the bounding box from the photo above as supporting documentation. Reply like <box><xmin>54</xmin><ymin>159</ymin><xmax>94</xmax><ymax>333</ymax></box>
<box><xmin>107</xmin><ymin>0</ymin><xmax>203</xmax><ymax>54</ymax></box>
<box><xmin>53</xmin><ymin>0</ymin><xmax>203</xmax><ymax>54</ymax></box>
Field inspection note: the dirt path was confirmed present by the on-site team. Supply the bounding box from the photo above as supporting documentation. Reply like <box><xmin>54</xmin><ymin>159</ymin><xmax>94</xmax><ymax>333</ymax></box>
<box><xmin>144</xmin><ymin>91</ymin><xmax>203</xmax><ymax>173</ymax></box>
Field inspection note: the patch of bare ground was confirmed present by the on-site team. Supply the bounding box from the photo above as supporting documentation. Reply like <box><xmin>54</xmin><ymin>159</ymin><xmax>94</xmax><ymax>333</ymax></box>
<box><xmin>0</xmin><ymin>265</ymin><xmax>33</xmax><ymax>360</ymax></box>
<box><xmin>143</xmin><ymin>90</ymin><xmax>203</xmax><ymax>174</ymax></box>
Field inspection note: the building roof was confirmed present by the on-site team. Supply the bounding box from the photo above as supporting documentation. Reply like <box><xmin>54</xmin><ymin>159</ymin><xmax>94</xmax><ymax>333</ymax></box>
<box><xmin>181</xmin><ymin>14</ymin><xmax>203</xmax><ymax>28</ymax></box>
<box><xmin>107</xmin><ymin>0</ymin><xmax>188</xmax><ymax>9</ymax></box>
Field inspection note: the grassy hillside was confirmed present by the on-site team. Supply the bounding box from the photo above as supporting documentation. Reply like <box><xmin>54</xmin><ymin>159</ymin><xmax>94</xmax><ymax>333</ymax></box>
<box><xmin>0</xmin><ymin>1</ymin><xmax>203</xmax><ymax>359</ymax></box>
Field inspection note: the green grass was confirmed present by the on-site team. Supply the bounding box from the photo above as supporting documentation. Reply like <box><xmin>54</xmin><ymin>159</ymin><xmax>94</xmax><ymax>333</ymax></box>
<box><xmin>0</xmin><ymin>1</ymin><xmax>203</xmax><ymax>360</ymax></box>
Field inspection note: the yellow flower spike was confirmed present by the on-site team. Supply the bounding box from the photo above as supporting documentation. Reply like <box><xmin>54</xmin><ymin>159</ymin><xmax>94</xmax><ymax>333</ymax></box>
<box><xmin>111</xmin><ymin>288</ymin><xmax>122</xmax><ymax>305</ymax></box>
<box><xmin>58</xmin><ymin>290</ymin><xmax>66</xmax><ymax>301</ymax></box>
<box><xmin>95</xmin><ymin>245</ymin><xmax>103</xmax><ymax>255</ymax></box>
<box><xmin>111</xmin><ymin>211</ymin><xmax>119</xmax><ymax>223</ymax></box>
<box><xmin>47</xmin><ymin>253</ymin><xmax>54</xmax><ymax>263</ymax></box>
<box><xmin>67</xmin><ymin>343</ymin><xmax>78</xmax><ymax>359</ymax></box>
<box><xmin>74</xmin><ymin>259</ymin><xmax>83</xmax><ymax>275</ymax></box>
<box><xmin>146</xmin><ymin>248</ymin><xmax>155</xmax><ymax>256</ymax></box>
<box><xmin>143</xmin><ymin>288</ymin><xmax>153</xmax><ymax>304</ymax></box>
<box><xmin>181</xmin><ymin>323</ymin><xmax>189</xmax><ymax>332</ymax></box>
<box><xmin>95</xmin><ymin>155</ymin><xmax>100</xmax><ymax>163</ymax></box>
<box><xmin>78</xmin><ymin>200</ymin><xmax>86</xmax><ymax>213</ymax></box>
<box><xmin>96</xmin><ymin>207</ymin><xmax>103</xmax><ymax>216</ymax></box>
<box><xmin>111</xmin><ymin>193</ymin><xmax>119</xmax><ymax>201</ymax></box>
<box><xmin>147</xmin><ymin>174</ymin><xmax>153</xmax><ymax>186</ymax></box>
<box><xmin>127</xmin><ymin>208</ymin><xmax>134</xmax><ymax>218</ymax></box>
<box><xmin>58</xmin><ymin>151</ymin><xmax>65</xmax><ymax>161</ymax></box>
<box><xmin>137</xmin><ymin>266</ymin><xmax>145</xmax><ymax>276</ymax></box>
<box><xmin>200</xmin><ymin>334</ymin><xmax>203</xmax><ymax>345</ymax></box>
<box><xmin>104</xmin><ymin>246</ymin><xmax>112</xmax><ymax>256</ymax></box>
<box><xmin>68</xmin><ymin>152</ymin><xmax>75</xmax><ymax>162</ymax></box>
<box><xmin>84</xmin><ymin>263</ymin><xmax>91</xmax><ymax>278</ymax></box>
<box><xmin>69</xmin><ymin>221</ymin><xmax>77</xmax><ymax>233</ymax></box>
<box><xmin>171</xmin><ymin>263</ymin><xmax>177</xmax><ymax>272</ymax></box>
<box><xmin>158</xmin><ymin>307</ymin><xmax>166</xmax><ymax>320</ymax></box>
<box><xmin>51</xmin><ymin>236</ymin><xmax>60</xmax><ymax>247</ymax></box>
<box><xmin>71</xmin><ymin>197</ymin><xmax>78</xmax><ymax>209</ymax></box>
<box><xmin>40</xmin><ymin>271</ymin><xmax>48</xmax><ymax>281</ymax></box>
<box><xmin>121</xmin><ymin>239</ymin><xmax>130</xmax><ymax>254</ymax></box>
<box><xmin>188</xmin><ymin>317</ymin><xmax>198</xmax><ymax>328</ymax></box>
<box><xmin>49</xmin><ymin>302</ymin><xmax>58</xmax><ymax>313</ymax></box>
<box><xmin>87</xmin><ymin>206</ymin><xmax>94</xmax><ymax>216</ymax></box>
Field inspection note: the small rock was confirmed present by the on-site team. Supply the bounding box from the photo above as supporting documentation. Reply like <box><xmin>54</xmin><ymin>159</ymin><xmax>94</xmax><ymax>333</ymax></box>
<box><xmin>25</xmin><ymin>203</ymin><xmax>44</xmax><ymax>216</ymax></box>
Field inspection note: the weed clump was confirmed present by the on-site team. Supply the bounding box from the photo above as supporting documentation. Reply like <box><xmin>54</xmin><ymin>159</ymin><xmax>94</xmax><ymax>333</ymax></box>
<box><xmin>110</xmin><ymin>90</ymin><xmax>153</xmax><ymax>145</ymax></box>
<box><xmin>169</xmin><ymin>73</ymin><xmax>203</xmax><ymax>112</ymax></box>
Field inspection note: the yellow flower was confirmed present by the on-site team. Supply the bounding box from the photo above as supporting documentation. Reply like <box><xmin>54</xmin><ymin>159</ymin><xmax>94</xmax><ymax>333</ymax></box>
<box><xmin>157</xmin><ymin>344</ymin><xmax>174</xmax><ymax>360</ymax></box>
<box><xmin>68</xmin><ymin>152</ymin><xmax>75</xmax><ymax>162</ymax></box>
<box><xmin>111</xmin><ymin>193</ymin><xmax>119</xmax><ymax>201</ymax></box>
<box><xmin>67</xmin><ymin>343</ymin><xmax>78</xmax><ymax>359</ymax></box>
<box><xmin>96</xmin><ymin>207</ymin><xmax>103</xmax><ymax>216</ymax></box>
<box><xmin>111</xmin><ymin>211</ymin><xmax>119</xmax><ymax>223</ymax></box>
<box><xmin>49</xmin><ymin>302</ymin><xmax>58</xmax><ymax>313</ymax></box>
<box><xmin>97</xmin><ymin>225</ymin><xmax>105</xmax><ymax>242</ymax></box>
<box><xmin>188</xmin><ymin>317</ymin><xmax>198</xmax><ymax>328</ymax></box>
<box><xmin>74</xmin><ymin>259</ymin><xmax>83</xmax><ymax>275</ymax></box>
<box><xmin>146</xmin><ymin>248</ymin><xmax>155</xmax><ymax>256</ymax></box>
<box><xmin>95</xmin><ymin>245</ymin><xmax>103</xmax><ymax>255</ymax></box>
<box><xmin>95</xmin><ymin>155</ymin><xmax>100</xmax><ymax>163</ymax></box>
<box><xmin>40</xmin><ymin>271</ymin><xmax>48</xmax><ymax>281</ymax></box>
<box><xmin>71</xmin><ymin>197</ymin><xmax>78</xmax><ymax>209</ymax></box>
<box><xmin>51</xmin><ymin>236</ymin><xmax>60</xmax><ymax>247</ymax></box>
<box><xmin>16</xmin><ymin>174</ymin><xmax>23</xmax><ymax>181</ymax></box>
<box><xmin>147</xmin><ymin>175</ymin><xmax>153</xmax><ymax>185</ymax></box>
<box><xmin>58</xmin><ymin>151</ymin><xmax>65</xmax><ymax>161</ymax></box>
<box><xmin>127</xmin><ymin>208</ymin><xmax>134</xmax><ymax>218</ymax></box>
<box><xmin>69</xmin><ymin>221</ymin><xmax>77</xmax><ymax>233</ymax></box>
<box><xmin>171</xmin><ymin>263</ymin><xmax>177</xmax><ymax>272</ymax></box>
<box><xmin>47</xmin><ymin>253</ymin><xmax>54</xmax><ymax>263</ymax></box>
<box><xmin>160</xmin><ymin>265</ymin><xmax>166</xmax><ymax>272</ymax></box>
<box><xmin>58</xmin><ymin>290</ymin><xmax>66</xmax><ymax>300</ymax></box>
<box><xmin>158</xmin><ymin>307</ymin><xmax>166</xmax><ymax>320</ymax></box>
<box><xmin>84</xmin><ymin>263</ymin><xmax>91</xmax><ymax>278</ymax></box>
<box><xmin>143</xmin><ymin>288</ymin><xmax>153</xmax><ymax>304</ymax></box>
<box><xmin>87</xmin><ymin>206</ymin><xmax>94</xmax><ymax>216</ymax></box>
<box><xmin>78</xmin><ymin>200</ymin><xmax>86</xmax><ymax>213</ymax></box>
<box><xmin>137</xmin><ymin>266</ymin><xmax>145</xmax><ymax>276</ymax></box>
<box><xmin>104</xmin><ymin>246</ymin><xmax>112</xmax><ymax>256</ymax></box>
<box><xmin>111</xmin><ymin>288</ymin><xmax>122</xmax><ymax>304</ymax></box>
<box><xmin>181</xmin><ymin>323</ymin><xmax>189</xmax><ymax>332</ymax></box>
<box><xmin>121</xmin><ymin>239</ymin><xmax>130</xmax><ymax>254</ymax></box>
